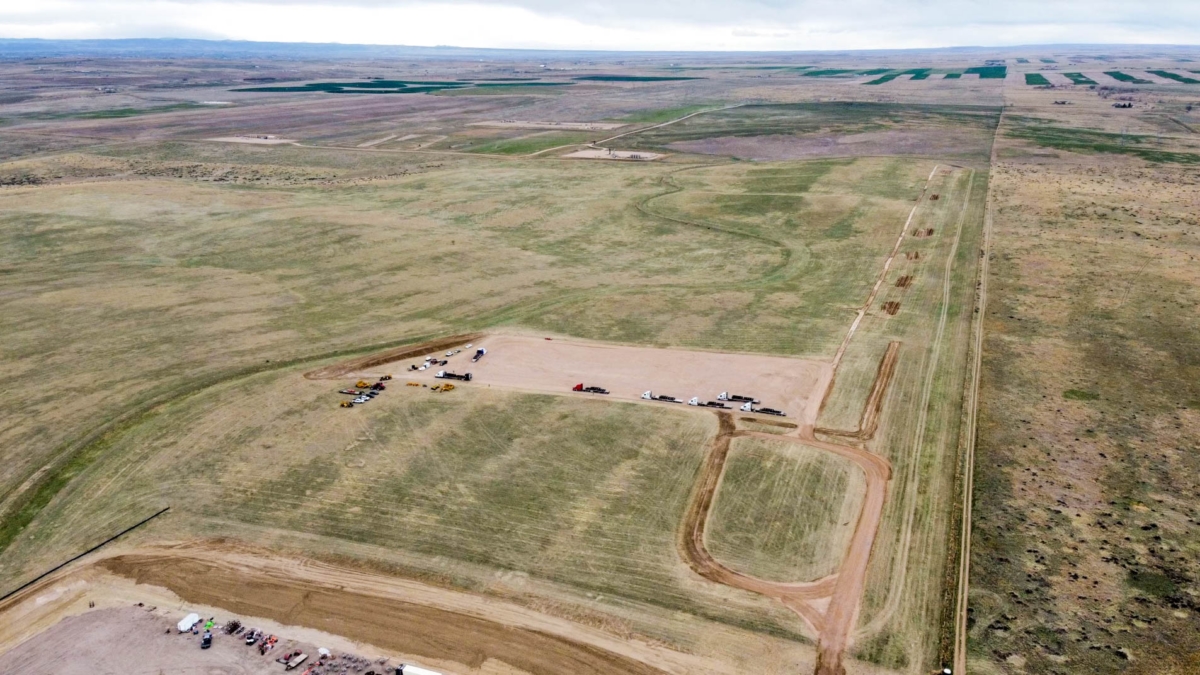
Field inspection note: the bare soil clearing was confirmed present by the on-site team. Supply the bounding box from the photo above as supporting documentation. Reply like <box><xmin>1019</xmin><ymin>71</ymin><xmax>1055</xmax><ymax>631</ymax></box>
<box><xmin>366</xmin><ymin>334</ymin><xmax>831</xmax><ymax>422</ymax></box>
<box><xmin>562</xmin><ymin>148</ymin><xmax>664</xmax><ymax>160</ymax></box>
<box><xmin>207</xmin><ymin>135</ymin><xmax>297</xmax><ymax>144</ymax></box>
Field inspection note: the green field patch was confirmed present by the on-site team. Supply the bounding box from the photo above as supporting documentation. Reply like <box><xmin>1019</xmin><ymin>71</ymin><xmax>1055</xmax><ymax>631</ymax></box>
<box><xmin>1063</xmin><ymin>389</ymin><xmax>1100</xmax><ymax>401</ymax></box>
<box><xmin>465</xmin><ymin>132</ymin><xmax>590</xmax><ymax>155</ymax></box>
<box><xmin>1007</xmin><ymin>118</ymin><xmax>1200</xmax><ymax>164</ymax></box>
<box><xmin>804</xmin><ymin>69</ymin><xmax>856</xmax><ymax>77</ymax></box>
<box><xmin>706</xmin><ymin>437</ymin><xmax>866</xmax><ymax>582</ymax></box>
<box><xmin>858</xmin><ymin>68</ymin><xmax>893</xmax><ymax>76</ymax></box>
<box><xmin>943</xmin><ymin>73</ymin><xmax>962</xmax><ymax>79</ymax></box>
<box><xmin>235</xmin><ymin>80</ymin><xmax>469</xmax><ymax>94</ymax></box>
<box><xmin>1063</xmin><ymin>72</ymin><xmax>1098</xmax><ymax>85</ymax></box>
<box><xmin>572</xmin><ymin>75</ymin><xmax>702</xmax><ymax>82</ymax></box>
<box><xmin>1016</xmin><ymin>58</ymin><xmax>1030</xmax><ymax>64</ymax></box>
<box><xmin>1148</xmin><ymin>70</ymin><xmax>1200</xmax><ymax>84</ymax></box>
<box><xmin>965</xmin><ymin>66</ymin><xmax>1008</xmax><ymax>79</ymax></box>
<box><xmin>1041</xmin><ymin>58</ymin><xmax>1057</xmax><ymax>64</ymax></box>
<box><xmin>1104</xmin><ymin>71</ymin><xmax>1152</xmax><ymax>84</ymax></box>
<box><xmin>618</xmin><ymin>104</ymin><xmax>713</xmax><ymax>124</ymax></box>
<box><xmin>1024</xmin><ymin>73</ymin><xmax>1051</xmax><ymax>85</ymax></box>
<box><xmin>864</xmin><ymin>68</ymin><xmax>932</xmax><ymax>85</ymax></box>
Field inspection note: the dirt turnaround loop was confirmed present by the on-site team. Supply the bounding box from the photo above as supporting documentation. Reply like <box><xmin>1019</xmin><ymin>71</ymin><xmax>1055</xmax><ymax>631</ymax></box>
<box><xmin>99</xmin><ymin>554</ymin><xmax>666</xmax><ymax>675</ymax></box>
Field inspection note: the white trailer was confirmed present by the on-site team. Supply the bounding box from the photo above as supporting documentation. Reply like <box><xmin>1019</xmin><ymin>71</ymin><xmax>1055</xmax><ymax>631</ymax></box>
<box><xmin>177</xmin><ymin>613</ymin><xmax>200</xmax><ymax>632</ymax></box>
<box><xmin>397</xmin><ymin>665</ymin><xmax>443</xmax><ymax>675</ymax></box>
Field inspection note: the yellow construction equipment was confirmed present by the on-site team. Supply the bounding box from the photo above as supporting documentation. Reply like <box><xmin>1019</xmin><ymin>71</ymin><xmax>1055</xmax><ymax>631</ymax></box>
<box><xmin>440</xmin><ymin>383</ymin><xmax>456</xmax><ymax>392</ymax></box>
<box><xmin>339</xmin><ymin>401</ymin><xmax>353</xmax><ymax>408</ymax></box>
<box><xmin>355</xmin><ymin>380</ymin><xmax>370</xmax><ymax>388</ymax></box>
<box><xmin>406</xmin><ymin>382</ymin><xmax>421</xmax><ymax>387</ymax></box>
<box><xmin>430</xmin><ymin>384</ymin><xmax>442</xmax><ymax>392</ymax></box>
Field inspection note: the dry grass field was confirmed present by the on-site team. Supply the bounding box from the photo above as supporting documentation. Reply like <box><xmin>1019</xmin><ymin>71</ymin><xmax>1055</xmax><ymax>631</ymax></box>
<box><xmin>3</xmin><ymin>45</ymin><xmax>1197</xmax><ymax>675</ymax></box>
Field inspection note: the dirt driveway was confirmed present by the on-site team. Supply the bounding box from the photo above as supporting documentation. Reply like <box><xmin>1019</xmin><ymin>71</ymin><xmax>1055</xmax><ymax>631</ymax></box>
<box><xmin>359</xmin><ymin>334</ymin><xmax>831</xmax><ymax>423</ymax></box>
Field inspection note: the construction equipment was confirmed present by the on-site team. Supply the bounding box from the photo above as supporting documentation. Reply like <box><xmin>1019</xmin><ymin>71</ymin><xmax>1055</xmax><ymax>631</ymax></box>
<box><xmin>572</xmin><ymin>383</ymin><xmax>609</xmax><ymax>394</ymax></box>
<box><xmin>407</xmin><ymin>382</ymin><xmax>420</xmax><ymax>387</ymax></box>
<box><xmin>440</xmin><ymin>383</ymin><xmax>455</xmax><ymax>392</ymax></box>
<box><xmin>340</xmin><ymin>401</ymin><xmax>354</xmax><ymax>408</ymax></box>
<box><xmin>471</xmin><ymin>347</ymin><xmax>487</xmax><ymax>363</ymax></box>
<box><xmin>355</xmin><ymin>380</ymin><xmax>371</xmax><ymax>388</ymax></box>
<box><xmin>435</xmin><ymin>370</ymin><xmax>472</xmax><ymax>381</ymax></box>
<box><xmin>718</xmin><ymin>392</ymin><xmax>759</xmax><ymax>404</ymax></box>
<box><xmin>370</xmin><ymin>383</ymin><xmax>386</xmax><ymax>391</ymax></box>
<box><xmin>284</xmin><ymin>653</ymin><xmax>309</xmax><ymax>670</ymax></box>
<box><xmin>379</xmin><ymin>375</ymin><xmax>392</xmax><ymax>381</ymax></box>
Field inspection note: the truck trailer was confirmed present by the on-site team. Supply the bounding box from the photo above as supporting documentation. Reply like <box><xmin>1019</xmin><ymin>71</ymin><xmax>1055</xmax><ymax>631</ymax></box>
<box><xmin>435</xmin><ymin>370</ymin><xmax>472</xmax><ymax>381</ymax></box>
<box><xmin>395</xmin><ymin>665</ymin><xmax>443</xmax><ymax>675</ymax></box>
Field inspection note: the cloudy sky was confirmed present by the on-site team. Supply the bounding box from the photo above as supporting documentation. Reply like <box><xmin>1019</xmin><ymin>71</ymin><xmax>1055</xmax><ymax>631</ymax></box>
<box><xmin>3</xmin><ymin>1</ymin><xmax>1200</xmax><ymax>51</ymax></box>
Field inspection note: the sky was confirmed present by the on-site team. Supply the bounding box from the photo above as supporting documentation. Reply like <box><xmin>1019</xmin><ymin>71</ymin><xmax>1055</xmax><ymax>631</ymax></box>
<box><xmin>2</xmin><ymin>1</ymin><xmax>1200</xmax><ymax>51</ymax></box>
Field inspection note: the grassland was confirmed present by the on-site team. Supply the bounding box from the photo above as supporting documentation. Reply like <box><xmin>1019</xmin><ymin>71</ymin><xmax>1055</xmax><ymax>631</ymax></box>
<box><xmin>812</xmin><ymin>166</ymin><xmax>989</xmax><ymax>673</ymax></box>
<box><xmin>969</xmin><ymin>115</ymin><xmax>1200</xmax><ymax>675</ymax></box>
<box><xmin>1005</xmin><ymin>117</ymin><xmax>1200</xmax><ymax>165</ymax></box>
<box><xmin>706</xmin><ymin>437</ymin><xmax>866</xmax><ymax>583</ymax></box>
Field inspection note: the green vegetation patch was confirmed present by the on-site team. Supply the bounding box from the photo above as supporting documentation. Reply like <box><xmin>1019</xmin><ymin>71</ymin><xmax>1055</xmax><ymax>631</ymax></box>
<box><xmin>1148</xmin><ymin>70</ymin><xmax>1200</xmax><ymax>84</ymax></box>
<box><xmin>804</xmin><ymin>69</ymin><xmax>856</xmax><ymax>77</ymax></box>
<box><xmin>1063</xmin><ymin>389</ymin><xmax>1100</xmax><ymax>401</ymax></box>
<box><xmin>858</xmin><ymin>68</ymin><xmax>893</xmax><ymax>76</ymax></box>
<box><xmin>1025</xmin><ymin>73</ymin><xmax>1051</xmax><ymax>85</ymax></box>
<box><xmin>1040</xmin><ymin>58</ymin><xmax>1057</xmax><ymax>63</ymax></box>
<box><xmin>572</xmin><ymin>75</ymin><xmax>701</xmax><ymax>82</ymax></box>
<box><xmin>235</xmin><ymin>80</ymin><xmax>470</xmax><ymax>94</ymax></box>
<box><xmin>943</xmin><ymin>73</ymin><xmax>962</xmax><ymax>79</ymax></box>
<box><xmin>1104</xmin><ymin>71</ymin><xmax>1152</xmax><ymax>84</ymax></box>
<box><xmin>618</xmin><ymin>104</ymin><xmax>713</xmax><ymax>124</ymax></box>
<box><xmin>965</xmin><ymin>66</ymin><xmax>1008</xmax><ymax>79</ymax></box>
<box><xmin>1063</xmin><ymin>72</ymin><xmax>1098</xmax><ymax>85</ymax></box>
<box><xmin>1016</xmin><ymin>58</ymin><xmax>1030</xmax><ymax>64</ymax></box>
<box><xmin>465</xmin><ymin>132</ymin><xmax>590</xmax><ymax>155</ymax></box>
<box><xmin>1007</xmin><ymin>118</ymin><xmax>1200</xmax><ymax>164</ymax></box>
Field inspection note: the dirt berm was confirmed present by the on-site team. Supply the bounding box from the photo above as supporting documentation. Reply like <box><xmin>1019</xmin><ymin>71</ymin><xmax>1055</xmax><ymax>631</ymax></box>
<box><xmin>100</xmin><ymin>555</ymin><xmax>665</xmax><ymax>675</ymax></box>
<box><xmin>304</xmin><ymin>333</ymin><xmax>482</xmax><ymax>380</ymax></box>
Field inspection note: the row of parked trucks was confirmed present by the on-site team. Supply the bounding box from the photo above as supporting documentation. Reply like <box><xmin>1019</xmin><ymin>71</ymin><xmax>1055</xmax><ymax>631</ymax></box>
<box><xmin>569</xmin><ymin>384</ymin><xmax>786</xmax><ymax>416</ymax></box>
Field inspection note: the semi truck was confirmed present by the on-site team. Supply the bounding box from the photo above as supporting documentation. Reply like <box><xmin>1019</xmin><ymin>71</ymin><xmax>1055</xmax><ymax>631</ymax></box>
<box><xmin>471</xmin><ymin>347</ymin><xmax>487</xmax><ymax>363</ymax></box>
<box><xmin>718</xmin><ymin>392</ymin><xmax>759</xmax><ymax>404</ymax></box>
<box><xmin>572</xmin><ymin>383</ymin><xmax>609</xmax><ymax>394</ymax></box>
<box><xmin>435</xmin><ymin>371</ymin><xmax>472</xmax><ymax>381</ymax></box>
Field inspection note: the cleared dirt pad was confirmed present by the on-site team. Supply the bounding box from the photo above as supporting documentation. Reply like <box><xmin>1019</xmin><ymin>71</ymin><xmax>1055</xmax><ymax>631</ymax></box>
<box><xmin>0</xmin><ymin>606</ymin><xmax>292</xmax><ymax>675</ymax></box>
<box><xmin>207</xmin><ymin>135</ymin><xmax>297</xmax><ymax>145</ymax></box>
<box><xmin>379</xmin><ymin>334</ymin><xmax>830</xmax><ymax>421</ymax></box>
<box><xmin>98</xmin><ymin>554</ymin><xmax>666</xmax><ymax>675</ymax></box>
<box><xmin>562</xmin><ymin>149</ymin><xmax>664</xmax><ymax>161</ymax></box>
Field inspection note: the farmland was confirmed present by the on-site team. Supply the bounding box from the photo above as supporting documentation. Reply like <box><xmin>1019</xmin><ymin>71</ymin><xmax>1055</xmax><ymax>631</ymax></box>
<box><xmin>2</xmin><ymin>45</ymin><xmax>1198</xmax><ymax>675</ymax></box>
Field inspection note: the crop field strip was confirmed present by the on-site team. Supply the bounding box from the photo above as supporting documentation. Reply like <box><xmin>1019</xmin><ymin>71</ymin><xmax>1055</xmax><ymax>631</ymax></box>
<box><xmin>1063</xmin><ymin>72</ymin><xmax>1098</xmax><ymax>85</ymax></box>
<box><xmin>1148</xmin><ymin>70</ymin><xmax>1200</xmax><ymax>84</ymax></box>
<box><xmin>1104</xmin><ymin>71</ymin><xmax>1152</xmax><ymax>84</ymax></box>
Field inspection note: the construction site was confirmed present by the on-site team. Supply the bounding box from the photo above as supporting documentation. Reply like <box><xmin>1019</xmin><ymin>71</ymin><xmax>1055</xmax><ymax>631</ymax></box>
<box><xmin>1</xmin><ymin>41</ymin><xmax>1198</xmax><ymax>675</ymax></box>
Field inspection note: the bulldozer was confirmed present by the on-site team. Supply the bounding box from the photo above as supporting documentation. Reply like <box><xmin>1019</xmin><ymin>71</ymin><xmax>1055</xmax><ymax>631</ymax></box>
<box><xmin>440</xmin><ymin>383</ymin><xmax>456</xmax><ymax>393</ymax></box>
<box><xmin>340</xmin><ymin>401</ymin><xmax>354</xmax><ymax>408</ymax></box>
<box><xmin>355</xmin><ymin>380</ymin><xmax>371</xmax><ymax>388</ymax></box>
